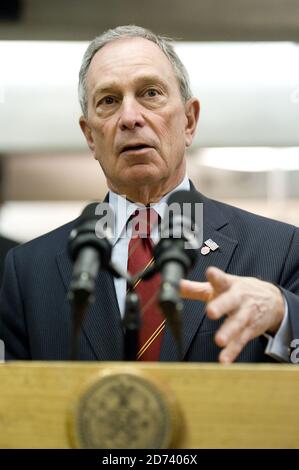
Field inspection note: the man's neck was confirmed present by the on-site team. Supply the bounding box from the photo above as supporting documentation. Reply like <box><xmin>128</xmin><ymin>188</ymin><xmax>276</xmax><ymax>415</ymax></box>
<box><xmin>108</xmin><ymin>174</ymin><xmax>187</xmax><ymax>205</ymax></box>
<box><xmin>108</xmin><ymin>174</ymin><xmax>190</xmax><ymax>244</ymax></box>
<box><xmin>109</xmin><ymin>174</ymin><xmax>190</xmax><ymax>212</ymax></box>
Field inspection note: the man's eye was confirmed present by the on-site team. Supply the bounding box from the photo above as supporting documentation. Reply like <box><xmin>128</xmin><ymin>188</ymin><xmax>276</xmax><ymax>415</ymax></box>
<box><xmin>145</xmin><ymin>89</ymin><xmax>159</xmax><ymax>97</ymax></box>
<box><xmin>99</xmin><ymin>96</ymin><xmax>115</xmax><ymax>105</ymax></box>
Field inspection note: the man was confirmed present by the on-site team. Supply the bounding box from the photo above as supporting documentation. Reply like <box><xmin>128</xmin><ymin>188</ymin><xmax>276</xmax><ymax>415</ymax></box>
<box><xmin>0</xmin><ymin>25</ymin><xmax>298</xmax><ymax>362</ymax></box>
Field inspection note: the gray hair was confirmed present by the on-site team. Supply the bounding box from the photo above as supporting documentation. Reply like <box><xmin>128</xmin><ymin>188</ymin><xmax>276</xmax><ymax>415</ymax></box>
<box><xmin>78</xmin><ymin>25</ymin><xmax>192</xmax><ymax>117</ymax></box>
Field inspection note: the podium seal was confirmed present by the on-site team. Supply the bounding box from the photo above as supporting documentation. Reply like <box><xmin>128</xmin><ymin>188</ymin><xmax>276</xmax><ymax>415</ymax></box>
<box><xmin>70</xmin><ymin>370</ymin><xmax>180</xmax><ymax>449</ymax></box>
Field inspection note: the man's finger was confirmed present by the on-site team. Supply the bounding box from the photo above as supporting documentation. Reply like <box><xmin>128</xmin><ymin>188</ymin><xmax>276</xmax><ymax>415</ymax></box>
<box><xmin>206</xmin><ymin>289</ymin><xmax>240</xmax><ymax>320</ymax></box>
<box><xmin>218</xmin><ymin>328</ymin><xmax>254</xmax><ymax>363</ymax></box>
<box><xmin>180</xmin><ymin>279</ymin><xmax>214</xmax><ymax>302</ymax></box>
<box><xmin>206</xmin><ymin>267</ymin><xmax>233</xmax><ymax>293</ymax></box>
<box><xmin>214</xmin><ymin>308</ymin><xmax>250</xmax><ymax>347</ymax></box>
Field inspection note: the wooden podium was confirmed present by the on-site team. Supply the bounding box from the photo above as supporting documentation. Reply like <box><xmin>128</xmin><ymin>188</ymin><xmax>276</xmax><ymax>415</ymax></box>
<box><xmin>0</xmin><ymin>362</ymin><xmax>298</xmax><ymax>448</ymax></box>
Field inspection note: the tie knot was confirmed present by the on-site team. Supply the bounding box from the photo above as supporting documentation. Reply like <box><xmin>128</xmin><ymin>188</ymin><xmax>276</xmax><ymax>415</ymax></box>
<box><xmin>131</xmin><ymin>207</ymin><xmax>159</xmax><ymax>238</ymax></box>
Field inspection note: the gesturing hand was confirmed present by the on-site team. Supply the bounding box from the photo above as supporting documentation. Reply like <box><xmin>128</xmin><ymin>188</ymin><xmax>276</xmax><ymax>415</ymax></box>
<box><xmin>180</xmin><ymin>267</ymin><xmax>285</xmax><ymax>363</ymax></box>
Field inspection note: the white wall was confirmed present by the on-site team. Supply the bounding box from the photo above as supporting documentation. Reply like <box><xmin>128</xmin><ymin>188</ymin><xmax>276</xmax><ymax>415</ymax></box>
<box><xmin>1</xmin><ymin>41</ymin><xmax>299</xmax><ymax>153</ymax></box>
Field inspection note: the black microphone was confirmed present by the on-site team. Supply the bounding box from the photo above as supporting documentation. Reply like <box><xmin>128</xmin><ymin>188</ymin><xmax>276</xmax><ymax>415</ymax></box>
<box><xmin>153</xmin><ymin>190</ymin><xmax>202</xmax><ymax>356</ymax></box>
<box><xmin>68</xmin><ymin>202</ymin><xmax>113</xmax><ymax>359</ymax></box>
<box><xmin>68</xmin><ymin>202</ymin><xmax>113</xmax><ymax>303</ymax></box>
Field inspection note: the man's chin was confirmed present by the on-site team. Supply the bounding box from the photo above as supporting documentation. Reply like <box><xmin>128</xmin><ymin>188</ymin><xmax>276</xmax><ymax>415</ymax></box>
<box><xmin>111</xmin><ymin>167</ymin><xmax>164</xmax><ymax>197</ymax></box>
<box><xmin>123</xmin><ymin>164</ymin><xmax>162</xmax><ymax>182</ymax></box>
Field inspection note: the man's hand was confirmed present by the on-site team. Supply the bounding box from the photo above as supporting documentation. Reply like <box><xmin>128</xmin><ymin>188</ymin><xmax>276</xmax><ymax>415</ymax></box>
<box><xmin>180</xmin><ymin>267</ymin><xmax>285</xmax><ymax>363</ymax></box>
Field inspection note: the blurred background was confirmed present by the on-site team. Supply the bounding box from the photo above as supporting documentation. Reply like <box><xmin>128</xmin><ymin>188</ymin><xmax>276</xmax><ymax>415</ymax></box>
<box><xmin>0</xmin><ymin>0</ymin><xmax>299</xmax><ymax>243</ymax></box>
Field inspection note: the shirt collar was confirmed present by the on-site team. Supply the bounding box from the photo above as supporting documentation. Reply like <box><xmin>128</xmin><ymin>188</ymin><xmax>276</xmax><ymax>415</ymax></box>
<box><xmin>108</xmin><ymin>175</ymin><xmax>190</xmax><ymax>245</ymax></box>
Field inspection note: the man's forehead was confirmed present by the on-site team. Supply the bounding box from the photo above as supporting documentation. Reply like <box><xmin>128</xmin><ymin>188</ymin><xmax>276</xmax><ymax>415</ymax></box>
<box><xmin>91</xmin><ymin>73</ymin><xmax>170</xmax><ymax>96</ymax></box>
<box><xmin>87</xmin><ymin>37</ymin><xmax>175</xmax><ymax>81</ymax></box>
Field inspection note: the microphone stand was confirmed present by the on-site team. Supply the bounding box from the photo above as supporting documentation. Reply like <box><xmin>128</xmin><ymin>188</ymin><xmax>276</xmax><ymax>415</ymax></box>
<box><xmin>122</xmin><ymin>291</ymin><xmax>141</xmax><ymax>361</ymax></box>
<box><xmin>69</xmin><ymin>291</ymin><xmax>91</xmax><ymax>361</ymax></box>
<box><xmin>68</xmin><ymin>261</ymin><xmax>133</xmax><ymax>361</ymax></box>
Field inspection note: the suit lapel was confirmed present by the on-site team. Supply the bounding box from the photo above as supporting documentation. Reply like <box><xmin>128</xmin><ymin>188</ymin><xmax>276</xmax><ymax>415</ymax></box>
<box><xmin>160</xmin><ymin>190</ymin><xmax>238</xmax><ymax>361</ymax></box>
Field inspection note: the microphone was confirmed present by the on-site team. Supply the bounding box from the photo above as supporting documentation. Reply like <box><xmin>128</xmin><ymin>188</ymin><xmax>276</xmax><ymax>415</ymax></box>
<box><xmin>68</xmin><ymin>202</ymin><xmax>113</xmax><ymax>304</ymax></box>
<box><xmin>68</xmin><ymin>202</ymin><xmax>113</xmax><ymax>359</ymax></box>
<box><xmin>153</xmin><ymin>190</ymin><xmax>202</xmax><ymax>355</ymax></box>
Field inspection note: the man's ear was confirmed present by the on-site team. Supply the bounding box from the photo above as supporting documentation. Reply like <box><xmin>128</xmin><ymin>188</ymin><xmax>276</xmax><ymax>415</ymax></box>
<box><xmin>79</xmin><ymin>115</ymin><xmax>95</xmax><ymax>154</ymax></box>
<box><xmin>185</xmin><ymin>98</ymin><xmax>200</xmax><ymax>147</ymax></box>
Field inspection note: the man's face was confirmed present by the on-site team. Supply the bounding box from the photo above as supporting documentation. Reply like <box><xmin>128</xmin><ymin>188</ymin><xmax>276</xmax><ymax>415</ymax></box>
<box><xmin>80</xmin><ymin>37</ymin><xmax>199</xmax><ymax>199</ymax></box>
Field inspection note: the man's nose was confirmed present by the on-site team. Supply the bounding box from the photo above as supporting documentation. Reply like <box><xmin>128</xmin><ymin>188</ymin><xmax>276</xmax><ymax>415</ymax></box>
<box><xmin>118</xmin><ymin>97</ymin><xmax>145</xmax><ymax>130</ymax></box>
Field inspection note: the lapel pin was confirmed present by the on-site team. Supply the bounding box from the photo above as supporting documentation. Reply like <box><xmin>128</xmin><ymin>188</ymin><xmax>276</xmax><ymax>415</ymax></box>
<box><xmin>204</xmin><ymin>238</ymin><xmax>219</xmax><ymax>252</ymax></box>
<box><xmin>200</xmin><ymin>239</ymin><xmax>219</xmax><ymax>256</ymax></box>
<box><xmin>201</xmin><ymin>246</ymin><xmax>210</xmax><ymax>256</ymax></box>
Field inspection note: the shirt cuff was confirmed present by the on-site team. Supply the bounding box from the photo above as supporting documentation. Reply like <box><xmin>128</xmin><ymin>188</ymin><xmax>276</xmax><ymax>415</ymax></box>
<box><xmin>264</xmin><ymin>296</ymin><xmax>291</xmax><ymax>362</ymax></box>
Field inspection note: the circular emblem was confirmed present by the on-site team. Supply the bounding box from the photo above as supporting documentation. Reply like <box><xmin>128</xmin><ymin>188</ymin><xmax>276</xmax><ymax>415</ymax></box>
<box><xmin>201</xmin><ymin>246</ymin><xmax>210</xmax><ymax>256</ymax></box>
<box><xmin>70</xmin><ymin>371</ymin><xmax>179</xmax><ymax>449</ymax></box>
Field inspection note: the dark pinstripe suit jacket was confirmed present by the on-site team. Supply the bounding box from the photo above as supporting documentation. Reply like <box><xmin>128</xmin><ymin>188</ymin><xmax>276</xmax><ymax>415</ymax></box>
<box><xmin>1</xmin><ymin>188</ymin><xmax>299</xmax><ymax>362</ymax></box>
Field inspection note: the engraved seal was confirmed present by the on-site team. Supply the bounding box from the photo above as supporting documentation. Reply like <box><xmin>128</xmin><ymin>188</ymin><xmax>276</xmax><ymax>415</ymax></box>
<box><xmin>71</xmin><ymin>371</ymin><xmax>178</xmax><ymax>449</ymax></box>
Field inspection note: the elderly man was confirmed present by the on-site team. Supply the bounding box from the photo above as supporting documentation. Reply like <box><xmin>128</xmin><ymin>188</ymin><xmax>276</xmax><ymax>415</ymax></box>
<box><xmin>0</xmin><ymin>25</ymin><xmax>298</xmax><ymax>362</ymax></box>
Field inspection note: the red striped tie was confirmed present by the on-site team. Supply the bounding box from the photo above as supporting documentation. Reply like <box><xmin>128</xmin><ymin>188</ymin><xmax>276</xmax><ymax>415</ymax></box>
<box><xmin>127</xmin><ymin>208</ymin><xmax>165</xmax><ymax>361</ymax></box>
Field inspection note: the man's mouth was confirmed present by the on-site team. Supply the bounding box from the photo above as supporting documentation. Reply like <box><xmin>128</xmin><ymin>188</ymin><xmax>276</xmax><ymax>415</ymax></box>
<box><xmin>120</xmin><ymin>143</ymin><xmax>153</xmax><ymax>153</ymax></box>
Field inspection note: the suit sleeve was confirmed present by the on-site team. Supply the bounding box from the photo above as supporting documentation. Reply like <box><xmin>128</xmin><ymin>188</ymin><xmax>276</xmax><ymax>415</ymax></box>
<box><xmin>0</xmin><ymin>249</ymin><xmax>31</xmax><ymax>360</ymax></box>
<box><xmin>279</xmin><ymin>227</ymin><xmax>299</xmax><ymax>347</ymax></box>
